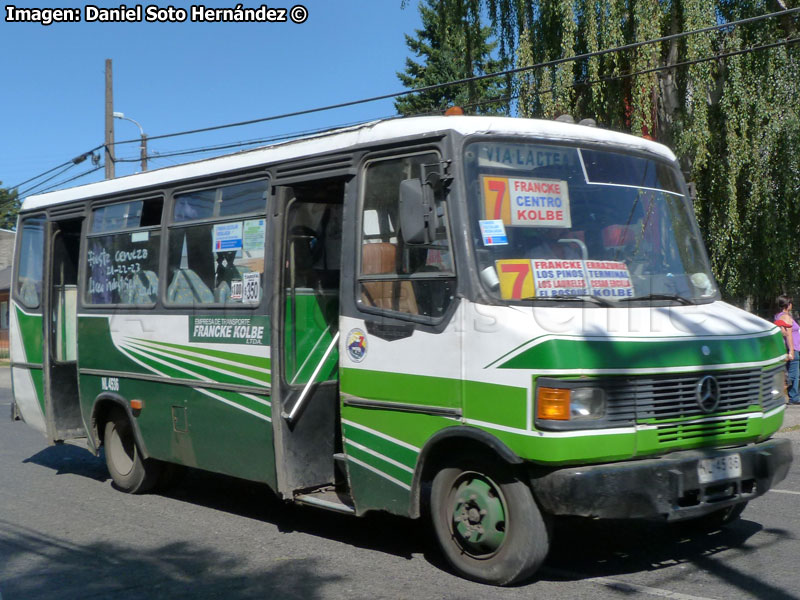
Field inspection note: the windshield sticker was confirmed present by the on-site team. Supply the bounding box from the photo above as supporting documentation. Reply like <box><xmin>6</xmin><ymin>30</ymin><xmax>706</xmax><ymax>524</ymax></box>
<box><xmin>479</xmin><ymin>220</ymin><xmax>509</xmax><ymax>246</ymax></box>
<box><xmin>213</xmin><ymin>222</ymin><xmax>243</xmax><ymax>252</ymax></box>
<box><xmin>532</xmin><ymin>259</ymin><xmax>588</xmax><ymax>297</ymax></box>
<box><xmin>495</xmin><ymin>259</ymin><xmax>633</xmax><ymax>299</ymax></box>
<box><xmin>495</xmin><ymin>260</ymin><xmax>535</xmax><ymax>299</ymax></box>
<box><xmin>509</xmin><ymin>178</ymin><xmax>571</xmax><ymax>228</ymax></box>
<box><xmin>481</xmin><ymin>175</ymin><xmax>571</xmax><ymax>228</ymax></box>
<box><xmin>585</xmin><ymin>260</ymin><xmax>634</xmax><ymax>298</ymax></box>
<box><xmin>482</xmin><ymin>176</ymin><xmax>511</xmax><ymax>222</ymax></box>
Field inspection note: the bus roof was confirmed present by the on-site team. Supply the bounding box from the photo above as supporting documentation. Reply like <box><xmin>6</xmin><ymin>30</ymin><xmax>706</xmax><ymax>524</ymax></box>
<box><xmin>22</xmin><ymin>115</ymin><xmax>677</xmax><ymax>211</ymax></box>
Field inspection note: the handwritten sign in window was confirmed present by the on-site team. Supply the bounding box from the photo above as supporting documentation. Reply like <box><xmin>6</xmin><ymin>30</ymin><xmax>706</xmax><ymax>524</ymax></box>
<box><xmin>86</xmin><ymin>231</ymin><xmax>160</xmax><ymax>305</ymax></box>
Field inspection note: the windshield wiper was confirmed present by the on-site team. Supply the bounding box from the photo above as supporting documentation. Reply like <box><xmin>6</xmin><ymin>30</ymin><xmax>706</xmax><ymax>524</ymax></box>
<box><xmin>618</xmin><ymin>293</ymin><xmax>694</xmax><ymax>305</ymax></box>
<box><xmin>521</xmin><ymin>294</ymin><xmax>614</xmax><ymax>306</ymax></box>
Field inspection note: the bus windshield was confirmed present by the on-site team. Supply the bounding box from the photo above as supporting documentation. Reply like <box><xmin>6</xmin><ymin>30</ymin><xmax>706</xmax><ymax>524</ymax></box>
<box><xmin>464</xmin><ymin>140</ymin><xmax>719</xmax><ymax>303</ymax></box>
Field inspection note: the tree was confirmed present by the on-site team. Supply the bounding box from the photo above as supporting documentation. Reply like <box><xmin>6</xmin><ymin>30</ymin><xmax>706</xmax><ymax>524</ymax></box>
<box><xmin>402</xmin><ymin>0</ymin><xmax>800</xmax><ymax>313</ymax></box>
<box><xmin>0</xmin><ymin>185</ymin><xmax>20</xmax><ymax>230</ymax></box>
<box><xmin>396</xmin><ymin>0</ymin><xmax>509</xmax><ymax>115</ymax></box>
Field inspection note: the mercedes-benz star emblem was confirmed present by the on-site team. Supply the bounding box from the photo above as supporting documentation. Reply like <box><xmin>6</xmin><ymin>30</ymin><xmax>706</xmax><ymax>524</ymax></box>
<box><xmin>695</xmin><ymin>375</ymin><xmax>721</xmax><ymax>413</ymax></box>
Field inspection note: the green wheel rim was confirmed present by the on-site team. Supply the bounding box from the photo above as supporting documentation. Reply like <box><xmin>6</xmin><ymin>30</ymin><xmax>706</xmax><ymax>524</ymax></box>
<box><xmin>450</xmin><ymin>471</ymin><xmax>508</xmax><ymax>557</ymax></box>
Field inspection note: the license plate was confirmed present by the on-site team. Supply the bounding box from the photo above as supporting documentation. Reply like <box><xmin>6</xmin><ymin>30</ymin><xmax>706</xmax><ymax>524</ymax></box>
<box><xmin>698</xmin><ymin>454</ymin><xmax>742</xmax><ymax>484</ymax></box>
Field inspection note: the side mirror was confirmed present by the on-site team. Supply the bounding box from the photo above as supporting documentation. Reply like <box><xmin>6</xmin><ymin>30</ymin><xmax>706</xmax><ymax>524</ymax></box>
<box><xmin>399</xmin><ymin>178</ymin><xmax>433</xmax><ymax>244</ymax></box>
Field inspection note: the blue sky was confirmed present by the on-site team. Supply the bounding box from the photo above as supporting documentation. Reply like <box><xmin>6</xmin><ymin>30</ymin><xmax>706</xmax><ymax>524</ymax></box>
<box><xmin>1</xmin><ymin>1</ymin><xmax>423</xmax><ymax>198</ymax></box>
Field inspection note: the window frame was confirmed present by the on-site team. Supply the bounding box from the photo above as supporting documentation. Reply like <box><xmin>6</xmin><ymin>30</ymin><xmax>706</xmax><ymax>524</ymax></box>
<box><xmin>82</xmin><ymin>195</ymin><xmax>165</xmax><ymax>308</ymax></box>
<box><xmin>13</xmin><ymin>213</ymin><xmax>47</xmax><ymax>312</ymax></box>
<box><xmin>164</xmin><ymin>176</ymin><xmax>269</xmax><ymax>310</ymax></box>
<box><xmin>356</xmin><ymin>149</ymin><xmax>457</xmax><ymax>324</ymax></box>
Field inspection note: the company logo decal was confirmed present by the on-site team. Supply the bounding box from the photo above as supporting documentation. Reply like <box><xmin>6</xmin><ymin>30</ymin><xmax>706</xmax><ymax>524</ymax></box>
<box><xmin>346</xmin><ymin>328</ymin><xmax>367</xmax><ymax>363</ymax></box>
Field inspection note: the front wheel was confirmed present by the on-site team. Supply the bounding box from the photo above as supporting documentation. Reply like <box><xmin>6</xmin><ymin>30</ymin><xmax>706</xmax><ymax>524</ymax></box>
<box><xmin>430</xmin><ymin>456</ymin><xmax>550</xmax><ymax>586</ymax></box>
<box><xmin>104</xmin><ymin>411</ymin><xmax>161</xmax><ymax>494</ymax></box>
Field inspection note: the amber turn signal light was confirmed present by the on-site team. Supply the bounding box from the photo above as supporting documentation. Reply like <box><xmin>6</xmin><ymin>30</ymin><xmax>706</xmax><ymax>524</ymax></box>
<box><xmin>536</xmin><ymin>387</ymin><xmax>570</xmax><ymax>420</ymax></box>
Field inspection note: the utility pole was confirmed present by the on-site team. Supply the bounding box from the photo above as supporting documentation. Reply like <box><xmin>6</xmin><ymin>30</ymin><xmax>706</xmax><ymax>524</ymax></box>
<box><xmin>140</xmin><ymin>133</ymin><xmax>148</xmax><ymax>172</ymax></box>
<box><xmin>113</xmin><ymin>111</ymin><xmax>148</xmax><ymax>172</ymax></box>
<box><xmin>104</xmin><ymin>58</ymin><xmax>115</xmax><ymax>179</ymax></box>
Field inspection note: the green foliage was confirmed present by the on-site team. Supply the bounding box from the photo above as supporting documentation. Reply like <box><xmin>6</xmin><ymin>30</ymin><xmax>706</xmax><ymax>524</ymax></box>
<box><xmin>0</xmin><ymin>185</ymin><xmax>20</xmax><ymax>230</ymax></box>
<box><xmin>402</xmin><ymin>0</ymin><xmax>800</xmax><ymax>313</ymax></box>
<box><xmin>396</xmin><ymin>0</ymin><xmax>509</xmax><ymax>115</ymax></box>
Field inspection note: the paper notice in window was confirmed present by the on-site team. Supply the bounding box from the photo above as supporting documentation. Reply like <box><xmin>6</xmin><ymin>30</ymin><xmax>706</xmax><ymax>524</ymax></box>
<box><xmin>585</xmin><ymin>260</ymin><xmax>634</xmax><ymax>298</ymax></box>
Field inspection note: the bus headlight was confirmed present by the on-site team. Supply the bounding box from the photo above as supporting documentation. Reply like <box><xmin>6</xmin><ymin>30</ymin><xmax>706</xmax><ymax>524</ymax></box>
<box><xmin>772</xmin><ymin>369</ymin><xmax>786</xmax><ymax>402</ymax></box>
<box><xmin>536</xmin><ymin>385</ymin><xmax>606</xmax><ymax>422</ymax></box>
<box><xmin>570</xmin><ymin>388</ymin><xmax>606</xmax><ymax>419</ymax></box>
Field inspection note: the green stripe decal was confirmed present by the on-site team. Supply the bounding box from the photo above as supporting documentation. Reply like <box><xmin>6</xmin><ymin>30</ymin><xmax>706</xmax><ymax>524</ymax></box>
<box><xmin>196</xmin><ymin>388</ymin><xmax>271</xmax><ymax>420</ymax></box>
<box><xmin>15</xmin><ymin>307</ymin><xmax>43</xmax><ymax>364</ymax></box>
<box><xmin>498</xmin><ymin>333</ymin><xmax>784</xmax><ymax>371</ymax></box>
<box><xmin>123</xmin><ymin>339</ymin><xmax>269</xmax><ymax>386</ymax></box>
<box><xmin>135</xmin><ymin>338</ymin><xmax>270</xmax><ymax>370</ymax></box>
<box><xmin>341</xmin><ymin>368</ymin><xmax>460</xmax><ymax>409</ymax></box>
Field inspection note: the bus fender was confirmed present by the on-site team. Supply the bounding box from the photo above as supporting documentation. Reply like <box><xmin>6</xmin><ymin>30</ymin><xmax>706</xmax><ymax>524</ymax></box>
<box><xmin>90</xmin><ymin>393</ymin><xmax>151</xmax><ymax>460</ymax></box>
<box><xmin>408</xmin><ymin>426</ymin><xmax>522</xmax><ymax>519</ymax></box>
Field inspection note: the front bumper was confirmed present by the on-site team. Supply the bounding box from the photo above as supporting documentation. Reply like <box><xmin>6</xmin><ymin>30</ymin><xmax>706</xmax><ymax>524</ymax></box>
<box><xmin>529</xmin><ymin>438</ymin><xmax>793</xmax><ymax>521</ymax></box>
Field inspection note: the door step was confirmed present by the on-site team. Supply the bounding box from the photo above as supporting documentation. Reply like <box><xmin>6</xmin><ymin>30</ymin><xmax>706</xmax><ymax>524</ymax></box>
<box><xmin>60</xmin><ymin>436</ymin><xmax>90</xmax><ymax>450</ymax></box>
<box><xmin>294</xmin><ymin>485</ymin><xmax>355</xmax><ymax>514</ymax></box>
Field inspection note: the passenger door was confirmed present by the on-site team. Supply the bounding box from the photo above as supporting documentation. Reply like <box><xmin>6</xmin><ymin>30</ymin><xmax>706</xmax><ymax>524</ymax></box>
<box><xmin>10</xmin><ymin>215</ymin><xmax>48</xmax><ymax>434</ymax></box>
<box><xmin>42</xmin><ymin>218</ymin><xmax>83</xmax><ymax>441</ymax></box>
<box><xmin>270</xmin><ymin>180</ymin><xmax>345</xmax><ymax>497</ymax></box>
<box><xmin>339</xmin><ymin>150</ymin><xmax>462</xmax><ymax>514</ymax></box>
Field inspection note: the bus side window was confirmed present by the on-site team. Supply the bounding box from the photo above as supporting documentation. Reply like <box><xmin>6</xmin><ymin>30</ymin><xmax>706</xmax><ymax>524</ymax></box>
<box><xmin>15</xmin><ymin>216</ymin><xmax>46</xmax><ymax>309</ymax></box>
<box><xmin>166</xmin><ymin>179</ymin><xmax>267</xmax><ymax>307</ymax></box>
<box><xmin>358</xmin><ymin>153</ymin><xmax>455</xmax><ymax>319</ymax></box>
<box><xmin>85</xmin><ymin>199</ymin><xmax>162</xmax><ymax>306</ymax></box>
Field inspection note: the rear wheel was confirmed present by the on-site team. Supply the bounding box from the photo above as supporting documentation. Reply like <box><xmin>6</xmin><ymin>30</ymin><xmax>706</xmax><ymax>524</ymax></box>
<box><xmin>104</xmin><ymin>410</ymin><xmax>160</xmax><ymax>494</ymax></box>
<box><xmin>430</xmin><ymin>455</ymin><xmax>550</xmax><ymax>586</ymax></box>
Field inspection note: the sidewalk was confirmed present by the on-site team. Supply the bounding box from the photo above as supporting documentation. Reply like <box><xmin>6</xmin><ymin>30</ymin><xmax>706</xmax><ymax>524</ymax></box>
<box><xmin>782</xmin><ymin>402</ymin><xmax>800</xmax><ymax>431</ymax></box>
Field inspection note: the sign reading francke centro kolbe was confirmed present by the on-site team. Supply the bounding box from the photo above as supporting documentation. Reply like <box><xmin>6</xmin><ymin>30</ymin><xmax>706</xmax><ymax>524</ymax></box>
<box><xmin>482</xmin><ymin>175</ymin><xmax>571</xmax><ymax>228</ymax></box>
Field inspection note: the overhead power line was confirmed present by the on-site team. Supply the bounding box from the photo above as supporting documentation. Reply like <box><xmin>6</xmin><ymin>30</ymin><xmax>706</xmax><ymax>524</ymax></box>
<box><xmin>124</xmin><ymin>35</ymin><xmax>800</xmax><ymax>165</ymax></box>
<box><xmin>24</xmin><ymin>165</ymin><xmax>105</xmax><ymax>196</ymax></box>
<box><xmin>18</xmin><ymin>163</ymin><xmax>80</xmax><ymax>197</ymax></box>
<box><xmin>456</xmin><ymin>35</ymin><xmax>800</xmax><ymax>115</ymax></box>
<box><xmin>10</xmin><ymin>7</ymin><xmax>798</xmax><ymax>195</ymax></box>
<box><xmin>110</xmin><ymin>7</ymin><xmax>798</xmax><ymax>148</ymax></box>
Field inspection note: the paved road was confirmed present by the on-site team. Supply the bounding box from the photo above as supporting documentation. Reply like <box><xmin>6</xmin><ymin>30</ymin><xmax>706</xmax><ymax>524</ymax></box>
<box><xmin>1</xmin><ymin>369</ymin><xmax>799</xmax><ymax>599</ymax></box>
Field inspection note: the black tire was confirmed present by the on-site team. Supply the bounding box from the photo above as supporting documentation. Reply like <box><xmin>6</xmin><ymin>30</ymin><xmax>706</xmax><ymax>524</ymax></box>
<box><xmin>430</xmin><ymin>455</ymin><xmax>550</xmax><ymax>586</ymax></box>
<box><xmin>103</xmin><ymin>411</ymin><xmax>161</xmax><ymax>494</ymax></box>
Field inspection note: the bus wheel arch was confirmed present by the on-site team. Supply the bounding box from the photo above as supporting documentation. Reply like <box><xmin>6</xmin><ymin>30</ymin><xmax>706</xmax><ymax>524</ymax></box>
<box><xmin>411</xmin><ymin>428</ymin><xmax>549</xmax><ymax>585</ymax></box>
<box><xmin>410</xmin><ymin>426</ymin><xmax>523</xmax><ymax>519</ymax></box>
<box><xmin>93</xmin><ymin>396</ymin><xmax>160</xmax><ymax>494</ymax></box>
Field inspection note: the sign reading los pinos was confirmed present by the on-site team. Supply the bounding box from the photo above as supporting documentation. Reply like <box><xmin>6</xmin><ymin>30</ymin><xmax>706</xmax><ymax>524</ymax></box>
<box><xmin>482</xmin><ymin>175</ymin><xmax>571</xmax><ymax>228</ymax></box>
<box><xmin>495</xmin><ymin>259</ymin><xmax>634</xmax><ymax>299</ymax></box>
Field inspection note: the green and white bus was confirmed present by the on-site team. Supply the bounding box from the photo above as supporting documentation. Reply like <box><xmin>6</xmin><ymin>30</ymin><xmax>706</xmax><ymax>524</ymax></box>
<box><xmin>10</xmin><ymin>116</ymin><xmax>792</xmax><ymax>585</ymax></box>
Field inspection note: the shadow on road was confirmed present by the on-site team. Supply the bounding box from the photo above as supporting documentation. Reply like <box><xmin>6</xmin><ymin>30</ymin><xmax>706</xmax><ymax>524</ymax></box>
<box><xmin>23</xmin><ymin>443</ymin><xmax>109</xmax><ymax>482</ymax></box>
<box><xmin>542</xmin><ymin>516</ymin><xmax>797</xmax><ymax>599</ymax></box>
<box><xmin>14</xmin><ymin>443</ymin><xmax>795</xmax><ymax>596</ymax></box>
<box><xmin>0</xmin><ymin>518</ymin><xmax>342</xmax><ymax>600</ymax></box>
